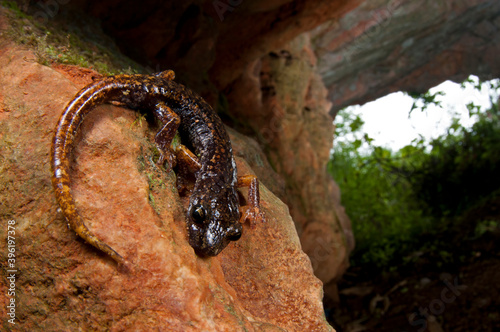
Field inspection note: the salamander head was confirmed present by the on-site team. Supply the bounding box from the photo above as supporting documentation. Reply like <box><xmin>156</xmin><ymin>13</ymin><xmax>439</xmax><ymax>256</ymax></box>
<box><xmin>187</xmin><ymin>185</ymin><xmax>242</xmax><ymax>257</ymax></box>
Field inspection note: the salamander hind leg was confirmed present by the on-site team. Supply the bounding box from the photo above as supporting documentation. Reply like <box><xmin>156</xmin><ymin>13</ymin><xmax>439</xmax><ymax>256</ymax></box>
<box><xmin>237</xmin><ymin>175</ymin><xmax>266</xmax><ymax>227</ymax></box>
<box><xmin>153</xmin><ymin>102</ymin><xmax>181</xmax><ymax>169</ymax></box>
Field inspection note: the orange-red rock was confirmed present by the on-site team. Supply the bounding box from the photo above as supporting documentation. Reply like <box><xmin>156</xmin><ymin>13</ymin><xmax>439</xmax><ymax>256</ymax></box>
<box><xmin>0</xmin><ymin>34</ymin><xmax>333</xmax><ymax>331</ymax></box>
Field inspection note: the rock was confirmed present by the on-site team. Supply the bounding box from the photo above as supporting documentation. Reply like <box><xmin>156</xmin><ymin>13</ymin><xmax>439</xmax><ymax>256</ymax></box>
<box><xmin>0</xmin><ymin>37</ymin><xmax>333</xmax><ymax>331</ymax></box>
<box><xmin>53</xmin><ymin>0</ymin><xmax>500</xmax><ymax>113</ymax></box>
<box><xmin>225</xmin><ymin>34</ymin><xmax>353</xmax><ymax>284</ymax></box>
<box><xmin>420</xmin><ymin>277</ymin><xmax>432</xmax><ymax>287</ymax></box>
<box><xmin>311</xmin><ymin>0</ymin><xmax>500</xmax><ymax>113</ymax></box>
<box><xmin>59</xmin><ymin>0</ymin><xmax>362</xmax><ymax>91</ymax></box>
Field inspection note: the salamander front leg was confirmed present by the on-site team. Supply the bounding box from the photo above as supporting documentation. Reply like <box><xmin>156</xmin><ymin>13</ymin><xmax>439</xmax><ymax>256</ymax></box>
<box><xmin>153</xmin><ymin>102</ymin><xmax>181</xmax><ymax>169</ymax></box>
<box><xmin>237</xmin><ymin>175</ymin><xmax>266</xmax><ymax>227</ymax></box>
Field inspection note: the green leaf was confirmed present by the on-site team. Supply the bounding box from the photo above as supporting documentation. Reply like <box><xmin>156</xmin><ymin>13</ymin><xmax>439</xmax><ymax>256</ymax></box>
<box><xmin>349</xmin><ymin>115</ymin><xmax>364</xmax><ymax>133</ymax></box>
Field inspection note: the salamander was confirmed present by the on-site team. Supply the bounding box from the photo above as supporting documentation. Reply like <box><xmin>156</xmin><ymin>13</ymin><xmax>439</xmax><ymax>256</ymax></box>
<box><xmin>51</xmin><ymin>70</ymin><xmax>264</xmax><ymax>266</ymax></box>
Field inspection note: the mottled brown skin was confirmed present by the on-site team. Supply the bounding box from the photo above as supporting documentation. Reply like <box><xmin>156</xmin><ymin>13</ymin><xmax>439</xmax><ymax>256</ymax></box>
<box><xmin>51</xmin><ymin>70</ymin><xmax>264</xmax><ymax>266</ymax></box>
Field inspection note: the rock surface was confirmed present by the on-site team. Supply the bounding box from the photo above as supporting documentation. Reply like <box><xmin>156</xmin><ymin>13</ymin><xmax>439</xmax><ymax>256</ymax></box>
<box><xmin>0</xmin><ymin>31</ymin><xmax>333</xmax><ymax>332</ymax></box>
<box><xmin>312</xmin><ymin>0</ymin><xmax>500</xmax><ymax>113</ymax></box>
<box><xmin>57</xmin><ymin>0</ymin><xmax>500</xmax><ymax>112</ymax></box>
<box><xmin>225</xmin><ymin>34</ymin><xmax>354</xmax><ymax>285</ymax></box>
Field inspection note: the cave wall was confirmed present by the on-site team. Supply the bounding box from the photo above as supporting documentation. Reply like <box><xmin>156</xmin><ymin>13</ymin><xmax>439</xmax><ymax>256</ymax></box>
<box><xmin>312</xmin><ymin>0</ymin><xmax>500</xmax><ymax>114</ymax></box>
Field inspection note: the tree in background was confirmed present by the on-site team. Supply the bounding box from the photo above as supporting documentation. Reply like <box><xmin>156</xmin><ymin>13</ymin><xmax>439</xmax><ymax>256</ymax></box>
<box><xmin>330</xmin><ymin>77</ymin><xmax>500</xmax><ymax>269</ymax></box>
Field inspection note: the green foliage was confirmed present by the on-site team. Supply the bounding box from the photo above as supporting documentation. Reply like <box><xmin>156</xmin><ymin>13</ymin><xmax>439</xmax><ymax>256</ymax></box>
<box><xmin>473</xmin><ymin>220</ymin><xmax>499</xmax><ymax>239</ymax></box>
<box><xmin>404</xmin><ymin>102</ymin><xmax>500</xmax><ymax>217</ymax></box>
<box><xmin>330</xmin><ymin>76</ymin><xmax>500</xmax><ymax>270</ymax></box>
<box><xmin>406</xmin><ymin>90</ymin><xmax>445</xmax><ymax>114</ymax></box>
<box><xmin>329</xmin><ymin>136</ymin><xmax>431</xmax><ymax>267</ymax></box>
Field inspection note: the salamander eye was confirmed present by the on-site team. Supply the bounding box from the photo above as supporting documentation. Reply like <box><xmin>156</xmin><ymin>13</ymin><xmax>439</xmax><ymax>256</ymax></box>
<box><xmin>227</xmin><ymin>226</ymin><xmax>242</xmax><ymax>241</ymax></box>
<box><xmin>191</xmin><ymin>205</ymin><xmax>206</xmax><ymax>225</ymax></box>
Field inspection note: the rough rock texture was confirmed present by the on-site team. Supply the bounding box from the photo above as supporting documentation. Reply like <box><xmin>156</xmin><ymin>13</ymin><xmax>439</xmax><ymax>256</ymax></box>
<box><xmin>225</xmin><ymin>34</ymin><xmax>354</xmax><ymax>285</ymax></box>
<box><xmin>55</xmin><ymin>0</ymin><xmax>500</xmax><ymax>112</ymax></box>
<box><xmin>0</xmin><ymin>34</ymin><xmax>333</xmax><ymax>332</ymax></box>
<box><xmin>60</xmin><ymin>0</ymin><xmax>361</xmax><ymax>93</ymax></box>
<box><xmin>312</xmin><ymin>0</ymin><xmax>500</xmax><ymax>113</ymax></box>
